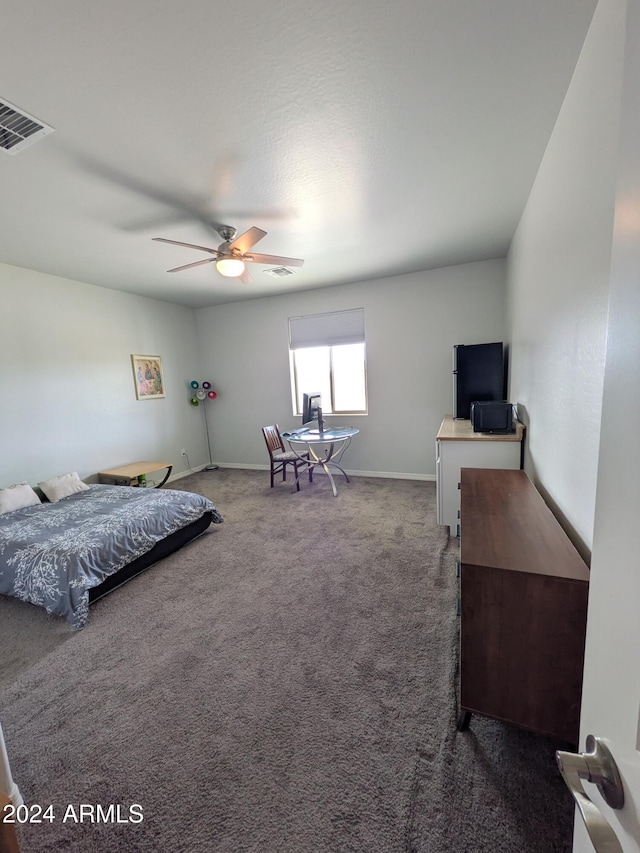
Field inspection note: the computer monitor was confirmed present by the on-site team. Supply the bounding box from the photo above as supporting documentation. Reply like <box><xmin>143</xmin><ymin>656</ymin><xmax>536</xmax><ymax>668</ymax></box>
<box><xmin>302</xmin><ymin>392</ymin><xmax>322</xmax><ymax>426</ymax></box>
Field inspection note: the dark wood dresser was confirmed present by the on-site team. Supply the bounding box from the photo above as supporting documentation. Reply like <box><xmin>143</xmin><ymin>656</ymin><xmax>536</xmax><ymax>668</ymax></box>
<box><xmin>457</xmin><ymin>468</ymin><xmax>590</xmax><ymax>745</ymax></box>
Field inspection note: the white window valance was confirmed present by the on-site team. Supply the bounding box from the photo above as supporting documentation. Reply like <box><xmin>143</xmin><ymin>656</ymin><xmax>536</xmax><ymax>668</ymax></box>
<box><xmin>288</xmin><ymin>308</ymin><xmax>365</xmax><ymax>350</ymax></box>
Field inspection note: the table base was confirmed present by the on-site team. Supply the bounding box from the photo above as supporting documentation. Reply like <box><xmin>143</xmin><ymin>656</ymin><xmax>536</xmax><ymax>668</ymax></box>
<box><xmin>292</xmin><ymin>459</ymin><xmax>351</xmax><ymax>497</ymax></box>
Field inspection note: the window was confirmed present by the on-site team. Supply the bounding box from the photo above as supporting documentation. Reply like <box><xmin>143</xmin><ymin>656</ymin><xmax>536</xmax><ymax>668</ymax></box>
<box><xmin>289</xmin><ymin>309</ymin><xmax>367</xmax><ymax>415</ymax></box>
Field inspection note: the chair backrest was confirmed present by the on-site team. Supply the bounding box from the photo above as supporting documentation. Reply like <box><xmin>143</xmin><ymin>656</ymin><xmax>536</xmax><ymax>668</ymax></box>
<box><xmin>262</xmin><ymin>425</ymin><xmax>284</xmax><ymax>458</ymax></box>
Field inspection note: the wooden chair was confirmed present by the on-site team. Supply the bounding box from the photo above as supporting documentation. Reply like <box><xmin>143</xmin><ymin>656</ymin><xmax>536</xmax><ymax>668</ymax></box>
<box><xmin>262</xmin><ymin>425</ymin><xmax>313</xmax><ymax>491</ymax></box>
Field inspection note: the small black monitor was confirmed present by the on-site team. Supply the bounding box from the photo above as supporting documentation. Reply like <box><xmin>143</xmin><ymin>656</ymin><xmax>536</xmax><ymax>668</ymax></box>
<box><xmin>302</xmin><ymin>392</ymin><xmax>321</xmax><ymax>426</ymax></box>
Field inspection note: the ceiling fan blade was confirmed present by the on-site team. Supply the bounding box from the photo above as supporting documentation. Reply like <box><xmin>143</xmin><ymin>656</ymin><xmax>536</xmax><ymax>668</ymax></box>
<box><xmin>153</xmin><ymin>237</ymin><xmax>218</xmax><ymax>255</ymax></box>
<box><xmin>240</xmin><ymin>268</ymin><xmax>253</xmax><ymax>284</ymax></box>
<box><xmin>125</xmin><ymin>211</ymin><xmax>203</xmax><ymax>232</ymax></box>
<box><xmin>73</xmin><ymin>153</ymin><xmax>299</xmax><ymax>234</ymax></box>
<box><xmin>167</xmin><ymin>258</ymin><xmax>217</xmax><ymax>273</ymax></box>
<box><xmin>246</xmin><ymin>253</ymin><xmax>305</xmax><ymax>267</ymax></box>
<box><xmin>229</xmin><ymin>227</ymin><xmax>267</xmax><ymax>254</ymax></box>
<box><xmin>74</xmin><ymin>154</ymin><xmax>225</xmax><ymax>229</ymax></box>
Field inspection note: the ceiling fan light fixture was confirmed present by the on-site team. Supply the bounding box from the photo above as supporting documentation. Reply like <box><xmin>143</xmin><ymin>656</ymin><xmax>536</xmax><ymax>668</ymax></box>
<box><xmin>216</xmin><ymin>256</ymin><xmax>245</xmax><ymax>277</ymax></box>
<box><xmin>154</xmin><ymin>225</ymin><xmax>303</xmax><ymax>282</ymax></box>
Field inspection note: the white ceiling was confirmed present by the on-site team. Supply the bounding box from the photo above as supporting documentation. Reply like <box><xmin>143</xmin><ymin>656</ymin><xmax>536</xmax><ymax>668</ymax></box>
<box><xmin>0</xmin><ymin>0</ymin><xmax>597</xmax><ymax>308</ymax></box>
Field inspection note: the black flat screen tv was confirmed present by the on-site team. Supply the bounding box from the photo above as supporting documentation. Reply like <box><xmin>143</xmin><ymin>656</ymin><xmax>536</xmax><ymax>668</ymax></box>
<box><xmin>453</xmin><ymin>342</ymin><xmax>506</xmax><ymax>419</ymax></box>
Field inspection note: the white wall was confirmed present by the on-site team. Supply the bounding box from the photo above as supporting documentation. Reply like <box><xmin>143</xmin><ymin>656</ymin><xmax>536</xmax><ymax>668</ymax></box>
<box><xmin>0</xmin><ymin>263</ymin><xmax>208</xmax><ymax>486</ymax></box>
<box><xmin>0</xmin><ymin>258</ymin><xmax>505</xmax><ymax>488</ymax></box>
<box><xmin>195</xmin><ymin>259</ymin><xmax>506</xmax><ymax>478</ymax></box>
<box><xmin>505</xmin><ymin>0</ymin><xmax>624</xmax><ymax>555</ymax></box>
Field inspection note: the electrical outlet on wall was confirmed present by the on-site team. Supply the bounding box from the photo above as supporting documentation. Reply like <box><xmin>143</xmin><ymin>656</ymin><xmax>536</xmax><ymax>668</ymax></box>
<box><xmin>181</xmin><ymin>448</ymin><xmax>187</xmax><ymax>456</ymax></box>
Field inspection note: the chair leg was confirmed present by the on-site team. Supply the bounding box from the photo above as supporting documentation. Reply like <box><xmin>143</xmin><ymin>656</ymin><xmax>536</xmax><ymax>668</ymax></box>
<box><xmin>293</xmin><ymin>460</ymin><xmax>301</xmax><ymax>491</ymax></box>
<box><xmin>308</xmin><ymin>454</ymin><xmax>313</xmax><ymax>483</ymax></box>
<box><xmin>270</xmin><ymin>463</ymin><xmax>275</xmax><ymax>488</ymax></box>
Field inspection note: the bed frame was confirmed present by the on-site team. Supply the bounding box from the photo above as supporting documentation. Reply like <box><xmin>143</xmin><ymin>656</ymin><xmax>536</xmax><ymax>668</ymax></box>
<box><xmin>88</xmin><ymin>510</ymin><xmax>214</xmax><ymax>604</ymax></box>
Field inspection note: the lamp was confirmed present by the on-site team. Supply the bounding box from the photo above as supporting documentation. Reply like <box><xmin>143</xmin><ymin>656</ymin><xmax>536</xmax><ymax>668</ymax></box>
<box><xmin>189</xmin><ymin>380</ymin><xmax>218</xmax><ymax>471</ymax></box>
<box><xmin>216</xmin><ymin>256</ymin><xmax>245</xmax><ymax>277</ymax></box>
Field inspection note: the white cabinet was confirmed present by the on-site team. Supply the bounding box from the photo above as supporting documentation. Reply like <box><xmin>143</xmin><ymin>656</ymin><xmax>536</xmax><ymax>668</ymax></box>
<box><xmin>435</xmin><ymin>415</ymin><xmax>524</xmax><ymax>535</ymax></box>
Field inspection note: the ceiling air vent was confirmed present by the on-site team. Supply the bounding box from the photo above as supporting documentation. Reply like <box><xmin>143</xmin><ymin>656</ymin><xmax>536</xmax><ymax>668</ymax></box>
<box><xmin>264</xmin><ymin>266</ymin><xmax>296</xmax><ymax>278</ymax></box>
<box><xmin>0</xmin><ymin>99</ymin><xmax>54</xmax><ymax>154</ymax></box>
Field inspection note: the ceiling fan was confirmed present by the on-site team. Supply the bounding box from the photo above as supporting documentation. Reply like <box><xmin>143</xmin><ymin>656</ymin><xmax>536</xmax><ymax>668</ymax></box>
<box><xmin>153</xmin><ymin>224</ymin><xmax>304</xmax><ymax>283</ymax></box>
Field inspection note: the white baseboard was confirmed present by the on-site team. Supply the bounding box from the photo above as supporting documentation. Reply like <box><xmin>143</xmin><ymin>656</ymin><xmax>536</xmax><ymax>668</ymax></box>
<box><xmin>167</xmin><ymin>466</ymin><xmax>217</xmax><ymax>482</ymax></box>
<box><xmin>179</xmin><ymin>462</ymin><xmax>436</xmax><ymax>482</ymax></box>
<box><xmin>345</xmin><ymin>470</ymin><xmax>436</xmax><ymax>482</ymax></box>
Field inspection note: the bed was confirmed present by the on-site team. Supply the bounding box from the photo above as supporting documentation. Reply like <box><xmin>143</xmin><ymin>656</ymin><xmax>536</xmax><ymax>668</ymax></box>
<box><xmin>0</xmin><ymin>483</ymin><xmax>223</xmax><ymax>629</ymax></box>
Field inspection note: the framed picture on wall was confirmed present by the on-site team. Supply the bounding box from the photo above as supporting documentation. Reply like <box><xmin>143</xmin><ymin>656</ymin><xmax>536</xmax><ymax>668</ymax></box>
<box><xmin>131</xmin><ymin>354</ymin><xmax>165</xmax><ymax>400</ymax></box>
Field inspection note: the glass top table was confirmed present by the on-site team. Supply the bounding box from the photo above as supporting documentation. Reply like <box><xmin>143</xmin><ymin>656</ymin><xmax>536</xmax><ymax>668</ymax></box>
<box><xmin>281</xmin><ymin>426</ymin><xmax>359</xmax><ymax>497</ymax></box>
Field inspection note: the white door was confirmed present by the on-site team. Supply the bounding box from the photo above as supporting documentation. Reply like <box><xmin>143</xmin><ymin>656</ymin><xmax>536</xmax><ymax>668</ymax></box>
<box><xmin>571</xmin><ymin>0</ymin><xmax>640</xmax><ymax>849</ymax></box>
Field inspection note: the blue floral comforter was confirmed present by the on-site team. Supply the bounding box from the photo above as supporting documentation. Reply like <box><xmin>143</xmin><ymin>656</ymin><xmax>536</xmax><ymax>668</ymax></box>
<box><xmin>0</xmin><ymin>484</ymin><xmax>222</xmax><ymax>629</ymax></box>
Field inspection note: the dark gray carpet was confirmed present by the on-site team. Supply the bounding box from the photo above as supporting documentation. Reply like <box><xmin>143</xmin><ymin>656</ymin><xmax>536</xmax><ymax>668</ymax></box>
<box><xmin>0</xmin><ymin>470</ymin><xmax>574</xmax><ymax>852</ymax></box>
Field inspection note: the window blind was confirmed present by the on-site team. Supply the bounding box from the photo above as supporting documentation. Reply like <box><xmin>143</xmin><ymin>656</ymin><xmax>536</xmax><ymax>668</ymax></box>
<box><xmin>288</xmin><ymin>308</ymin><xmax>365</xmax><ymax>350</ymax></box>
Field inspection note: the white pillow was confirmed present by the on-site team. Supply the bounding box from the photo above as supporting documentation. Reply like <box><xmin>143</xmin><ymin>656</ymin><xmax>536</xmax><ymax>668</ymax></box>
<box><xmin>0</xmin><ymin>482</ymin><xmax>41</xmax><ymax>515</ymax></box>
<box><xmin>38</xmin><ymin>471</ymin><xmax>90</xmax><ymax>503</ymax></box>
